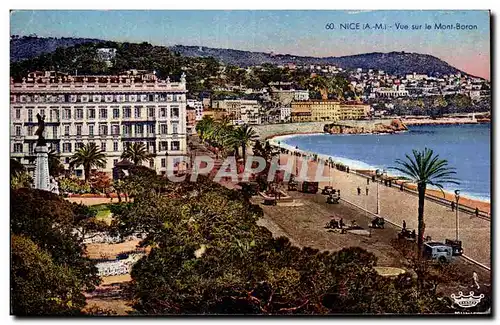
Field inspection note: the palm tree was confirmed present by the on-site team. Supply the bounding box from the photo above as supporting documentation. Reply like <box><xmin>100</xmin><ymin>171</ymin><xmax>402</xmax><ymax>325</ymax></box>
<box><xmin>69</xmin><ymin>143</ymin><xmax>107</xmax><ymax>182</ymax></box>
<box><xmin>196</xmin><ymin>116</ymin><xmax>214</xmax><ymax>141</ymax></box>
<box><xmin>393</xmin><ymin>148</ymin><xmax>459</xmax><ymax>253</ymax></box>
<box><xmin>121</xmin><ymin>142</ymin><xmax>153</xmax><ymax>166</ymax></box>
<box><xmin>228</xmin><ymin>124</ymin><xmax>258</xmax><ymax>164</ymax></box>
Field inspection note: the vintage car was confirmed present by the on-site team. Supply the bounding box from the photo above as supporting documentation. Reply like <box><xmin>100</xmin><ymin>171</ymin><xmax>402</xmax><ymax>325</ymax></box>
<box><xmin>423</xmin><ymin>242</ymin><xmax>453</xmax><ymax>263</ymax></box>
<box><xmin>326</xmin><ymin>192</ymin><xmax>340</xmax><ymax>204</ymax></box>
<box><xmin>398</xmin><ymin>228</ymin><xmax>416</xmax><ymax>240</ymax></box>
<box><xmin>300</xmin><ymin>181</ymin><xmax>319</xmax><ymax>194</ymax></box>
<box><xmin>371</xmin><ymin>217</ymin><xmax>385</xmax><ymax>229</ymax></box>
<box><xmin>322</xmin><ymin>186</ymin><xmax>335</xmax><ymax>195</ymax></box>
<box><xmin>445</xmin><ymin>239</ymin><xmax>464</xmax><ymax>256</ymax></box>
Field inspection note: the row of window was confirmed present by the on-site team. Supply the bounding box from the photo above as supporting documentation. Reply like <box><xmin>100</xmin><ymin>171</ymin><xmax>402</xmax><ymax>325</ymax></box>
<box><xmin>13</xmin><ymin>122</ymin><xmax>179</xmax><ymax>137</ymax></box>
<box><xmin>11</xmin><ymin>93</ymin><xmax>185</xmax><ymax>104</ymax></box>
<box><xmin>13</xmin><ymin>106</ymin><xmax>181</xmax><ymax>121</ymax></box>
<box><xmin>13</xmin><ymin>140</ymin><xmax>181</xmax><ymax>154</ymax></box>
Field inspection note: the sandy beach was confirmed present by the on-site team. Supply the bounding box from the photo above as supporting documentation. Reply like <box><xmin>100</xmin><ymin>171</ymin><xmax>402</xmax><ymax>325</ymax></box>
<box><xmin>273</xmin><ymin>149</ymin><xmax>491</xmax><ymax>268</ymax></box>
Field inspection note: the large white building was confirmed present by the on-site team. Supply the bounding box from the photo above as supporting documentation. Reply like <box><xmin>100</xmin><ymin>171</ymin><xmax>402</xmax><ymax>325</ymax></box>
<box><xmin>10</xmin><ymin>71</ymin><xmax>188</xmax><ymax>177</ymax></box>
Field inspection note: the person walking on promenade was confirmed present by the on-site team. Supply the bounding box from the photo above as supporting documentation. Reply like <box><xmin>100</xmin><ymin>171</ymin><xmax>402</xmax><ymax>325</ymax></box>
<box><xmin>357</xmin><ymin>186</ymin><xmax>361</xmax><ymax>195</ymax></box>
<box><xmin>451</xmin><ymin>201</ymin><xmax>455</xmax><ymax>212</ymax></box>
<box><xmin>475</xmin><ymin>207</ymin><xmax>479</xmax><ymax>218</ymax></box>
<box><xmin>403</xmin><ymin>220</ymin><xmax>407</xmax><ymax>230</ymax></box>
<box><xmin>473</xmin><ymin>272</ymin><xmax>480</xmax><ymax>289</ymax></box>
<box><xmin>400</xmin><ymin>183</ymin><xmax>404</xmax><ymax>191</ymax></box>
<box><xmin>366</xmin><ymin>187</ymin><xmax>369</xmax><ymax>195</ymax></box>
<box><xmin>367</xmin><ymin>178</ymin><xmax>370</xmax><ymax>185</ymax></box>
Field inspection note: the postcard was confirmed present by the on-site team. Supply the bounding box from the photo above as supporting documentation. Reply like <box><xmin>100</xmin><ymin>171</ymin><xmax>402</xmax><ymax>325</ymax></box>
<box><xmin>10</xmin><ymin>9</ymin><xmax>491</xmax><ymax>316</ymax></box>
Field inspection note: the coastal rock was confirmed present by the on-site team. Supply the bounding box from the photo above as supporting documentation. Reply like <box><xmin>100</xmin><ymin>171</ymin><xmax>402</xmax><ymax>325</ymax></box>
<box><xmin>325</xmin><ymin>119</ymin><xmax>407</xmax><ymax>135</ymax></box>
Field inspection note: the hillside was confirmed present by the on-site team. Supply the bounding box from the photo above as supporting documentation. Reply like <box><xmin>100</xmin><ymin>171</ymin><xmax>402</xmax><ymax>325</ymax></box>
<box><xmin>10</xmin><ymin>36</ymin><xmax>468</xmax><ymax>77</ymax></box>
<box><xmin>170</xmin><ymin>45</ymin><xmax>465</xmax><ymax>77</ymax></box>
<box><xmin>10</xmin><ymin>36</ymin><xmax>105</xmax><ymax>62</ymax></box>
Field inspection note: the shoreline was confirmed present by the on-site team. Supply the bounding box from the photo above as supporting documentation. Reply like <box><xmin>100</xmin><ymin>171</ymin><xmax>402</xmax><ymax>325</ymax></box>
<box><xmin>272</xmin><ymin>151</ymin><xmax>490</xmax><ymax>267</ymax></box>
<box><xmin>268</xmin><ymin>133</ymin><xmax>490</xmax><ymax>212</ymax></box>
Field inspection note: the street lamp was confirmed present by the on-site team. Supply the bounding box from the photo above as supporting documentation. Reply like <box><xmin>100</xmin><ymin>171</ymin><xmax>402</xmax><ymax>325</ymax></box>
<box><xmin>455</xmin><ymin>189</ymin><xmax>460</xmax><ymax>240</ymax></box>
<box><xmin>295</xmin><ymin>146</ymin><xmax>299</xmax><ymax>176</ymax></box>
<box><xmin>277</xmin><ymin>141</ymin><xmax>281</xmax><ymax>163</ymax></box>
<box><xmin>375</xmin><ymin>169</ymin><xmax>386</xmax><ymax>215</ymax></box>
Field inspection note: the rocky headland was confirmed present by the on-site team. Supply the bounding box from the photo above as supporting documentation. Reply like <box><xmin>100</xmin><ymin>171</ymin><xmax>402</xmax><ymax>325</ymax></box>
<box><xmin>324</xmin><ymin>119</ymin><xmax>408</xmax><ymax>135</ymax></box>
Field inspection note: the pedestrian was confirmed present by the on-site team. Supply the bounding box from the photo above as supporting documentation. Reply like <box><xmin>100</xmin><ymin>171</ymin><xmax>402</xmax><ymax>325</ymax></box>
<box><xmin>339</xmin><ymin>218</ymin><xmax>344</xmax><ymax>228</ymax></box>
<box><xmin>367</xmin><ymin>178</ymin><xmax>370</xmax><ymax>185</ymax></box>
<box><xmin>451</xmin><ymin>201</ymin><xmax>455</xmax><ymax>212</ymax></box>
<box><xmin>402</xmin><ymin>220</ymin><xmax>406</xmax><ymax>230</ymax></box>
<box><xmin>372</xmin><ymin>175</ymin><xmax>375</xmax><ymax>182</ymax></box>
<box><xmin>366</xmin><ymin>187</ymin><xmax>369</xmax><ymax>195</ymax></box>
<box><xmin>473</xmin><ymin>272</ymin><xmax>480</xmax><ymax>289</ymax></box>
<box><xmin>400</xmin><ymin>183</ymin><xmax>404</xmax><ymax>191</ymax></box>
<box><xmin>475</xmin><ymin>207</ymin><xmax>479</xmax><ymax>218</ymax></box>
<box><xmin>357</xmin><ymin>186</ymin><xmax>361</xmax><ymax>195</ymax></box>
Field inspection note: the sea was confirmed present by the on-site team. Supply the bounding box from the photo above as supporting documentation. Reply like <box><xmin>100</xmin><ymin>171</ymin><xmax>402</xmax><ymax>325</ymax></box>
<box><xmin>274</xmin><ymin>124</ymin><xmax>491</xmax><ymax>202</ymax></box>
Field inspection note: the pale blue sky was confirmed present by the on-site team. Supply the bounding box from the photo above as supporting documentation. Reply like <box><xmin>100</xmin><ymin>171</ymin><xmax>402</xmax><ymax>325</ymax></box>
<box><xmin>10</xmin><ymin>10</ymin><xmax>490</xmax><ymax>78</ymax></box>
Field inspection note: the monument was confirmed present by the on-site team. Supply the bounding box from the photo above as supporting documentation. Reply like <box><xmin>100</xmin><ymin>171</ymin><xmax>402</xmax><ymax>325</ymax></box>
<box><xmin>33</xmin><ymin>113</ymin><xmax>51</xmax><ymax>191</ymax></box>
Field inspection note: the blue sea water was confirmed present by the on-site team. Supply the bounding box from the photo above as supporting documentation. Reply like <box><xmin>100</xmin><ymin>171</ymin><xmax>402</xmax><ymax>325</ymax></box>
<box><xmin>278</xmin><ymin>124</ymin><xmax>491</xmax><ymax>202</ymax></box>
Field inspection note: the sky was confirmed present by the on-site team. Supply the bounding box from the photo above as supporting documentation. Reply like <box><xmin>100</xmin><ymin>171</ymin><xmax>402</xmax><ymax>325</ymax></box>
<box><xmin>10</xmin><ymin>10</ymin><xmax>490</xmax><ymax>79</ymax></box>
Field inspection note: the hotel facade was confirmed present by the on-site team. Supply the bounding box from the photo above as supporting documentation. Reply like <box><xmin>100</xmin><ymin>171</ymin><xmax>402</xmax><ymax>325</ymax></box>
<box><xmin>10</xmin><ymin>71</ymin><xmax>188</xmax><ymax>177</ymax></box>
<box><xmin>290</xmin><ymin>101</ymin><xmax>371</xmax><ymax>122</ymax></box>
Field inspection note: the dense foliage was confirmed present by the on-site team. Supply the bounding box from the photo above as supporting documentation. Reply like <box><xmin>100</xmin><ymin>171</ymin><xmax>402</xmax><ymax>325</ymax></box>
<box><xmin>108</xmin><ymin>173</ymin><xmax>453</xmax><ymax>315</ymax></box>
<box><xmin>10</xmin><ymin>188</ymin><xmax>101</xmax><ymax>315</ymax></box>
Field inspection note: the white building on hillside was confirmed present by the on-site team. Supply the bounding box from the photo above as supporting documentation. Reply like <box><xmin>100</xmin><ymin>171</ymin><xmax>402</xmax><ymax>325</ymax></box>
<box><xmin>294</xmin><ymin>90</ymin><xmax>309</xmax><ymax>101</ymax></box>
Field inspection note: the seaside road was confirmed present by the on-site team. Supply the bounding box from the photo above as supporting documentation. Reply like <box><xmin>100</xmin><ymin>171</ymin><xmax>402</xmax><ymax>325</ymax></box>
<box><xmin>284</xmin><ymin>155</ymin><xmax>491</xmax><ymax>269</ymax></box>
<box><xmin>253</xmin><ymin>192</ymin><xmax>406</xmax><ymax>267</ymax></box>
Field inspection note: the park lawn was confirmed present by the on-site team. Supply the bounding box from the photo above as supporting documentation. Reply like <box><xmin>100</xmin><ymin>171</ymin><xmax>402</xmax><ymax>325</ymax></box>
<box><xmin>93</xmin><ymin>204</ymin><xmax>113</xmax><ymax>225</ymax></box>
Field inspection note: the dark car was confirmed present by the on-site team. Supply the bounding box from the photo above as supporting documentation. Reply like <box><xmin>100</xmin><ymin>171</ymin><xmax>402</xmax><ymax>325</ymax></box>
<box><xmin>445</xmin><ymin>239</ymin><xmax>464</xmax><ymax>256</ymax></box>
<box><xmin>300</xmin><ymin>181</ymin><xmax>319</xmax><ymax>194</ymax></box>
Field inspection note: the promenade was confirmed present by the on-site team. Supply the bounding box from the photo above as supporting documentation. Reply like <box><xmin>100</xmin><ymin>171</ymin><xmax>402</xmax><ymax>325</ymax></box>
<box><xmin>281</xmin><ymin>154</ymin><xmax>491</xmax><ymax>268</ymax></box>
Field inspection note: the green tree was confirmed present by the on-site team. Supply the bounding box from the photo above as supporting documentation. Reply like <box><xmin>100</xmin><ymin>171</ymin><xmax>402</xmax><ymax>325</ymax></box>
<box><xmin>11</xmin><ymin>171</ymin><xmax>32</xmax><ymax>189</ymax></box>
<box><xmin>121</xmin><ymin>142</ymin><xmax>153</xmax><ymax>166</ymax></box>
<box><xmin>228</xmin><ymin>124</ymin><xmax>258</xmax><ymax>163</ymax></box>
<box><xmin>195</xmin><ymin>116</ymin><xmax>214</xmax><ymax>141</ymax></box>
<box><xmin>11</xmin><ymin>235</ymin><xmax>86</xmax><ymax>315</ymax></box>
<box><xmin>10</xmin><ymin>158</ymin><xmax>25</xmax><ymax>176</ymax></box>
<box><xmin>11</xmin><ymin>188</ymin><xmax>100</xmax><ymax>315</ymax></box>
<box><xmin>393</xmin><ymin>148</ymin><xmax>459</xmax><ymax>252</ymax></box>
<box><xmin>69</xmin><ymin>143</ymin><xmax>106</xmax><ymax>182</ymax></box>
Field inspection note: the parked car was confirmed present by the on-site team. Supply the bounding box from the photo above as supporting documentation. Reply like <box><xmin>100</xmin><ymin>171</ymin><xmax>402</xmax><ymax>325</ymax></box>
<box><xmin>423</xmin><ymin>242</ymin><xmax>453</xmax><ymax>263</ymax></box>
<box><xmin>322</xmin><ymin>186</ymin><xmax>334</xmax><ymax>195</ymax></box>
<box><xmin>300</xmin><ymin>181</ymin><xmax>319</xmax><ymax>194</ymax></box>
<box><xmin>445</xmin><ymin>239</ymin><xmax>464</xmax><ymax>256</ymax></box>
<box><xmin>371</xmin><ymin>217</ymin><xmax>385</xmax><ymax>229</ymax></box>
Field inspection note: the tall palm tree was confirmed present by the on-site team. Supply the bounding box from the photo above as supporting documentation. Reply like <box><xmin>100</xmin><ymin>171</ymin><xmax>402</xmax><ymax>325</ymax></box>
<box><xmin>121</xmin><ymin>142</ymin><xmax>153</xmax><ymax>166</ymax></box>
<box><xmin>228</xmin><ymin>124</ymin><xmax>258</xmax><ymax>163</ymax></box>
<box><xmin>69</xmin><ymin>143</ymin><xmax>107</xmax><ymax>182</ymax></box>
<box><xmin>393</xmin><ymin>148</ymin><xmax>459</xmax><ymax>253</ymax></box>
